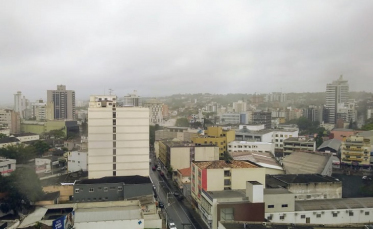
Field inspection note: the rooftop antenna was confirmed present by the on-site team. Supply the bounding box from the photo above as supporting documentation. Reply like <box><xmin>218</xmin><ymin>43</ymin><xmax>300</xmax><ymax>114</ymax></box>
<box><xmin>109</xmin><ymin>89</ymin><xmax>114</xmax><ymax>95</ymax></box>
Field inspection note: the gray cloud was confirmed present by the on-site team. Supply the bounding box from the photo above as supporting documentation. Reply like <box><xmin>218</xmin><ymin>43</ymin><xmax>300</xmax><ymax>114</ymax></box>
<box><xmin>1</xmin><ymin>0</ymin><xmax>373</xmax><ymax>105</ymax></box>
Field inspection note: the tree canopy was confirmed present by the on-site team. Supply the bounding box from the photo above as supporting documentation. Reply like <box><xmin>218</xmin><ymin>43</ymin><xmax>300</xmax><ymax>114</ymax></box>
<box><xmin>0</xmin><ymin>144</ymin><xmax>36</xmax><ymax>164</ymax></box>
<box><xmin>31</xmin><ymin>140</ymin><xmax>51</xmax><ymax>156</ymax></box>
<box><xmin>175</xmin><ymin>118</ymin><xmax>190</xmax><ymax>127</ymax></box>
<box><xmin>362</xmin><ymin>118</ymin><xmax>373</xmax><ymax>131</ymax></box>
<box><xmin>0</xmin><ymin>168</ymin><xmax>44</xmax><ymax>214</ymax></box>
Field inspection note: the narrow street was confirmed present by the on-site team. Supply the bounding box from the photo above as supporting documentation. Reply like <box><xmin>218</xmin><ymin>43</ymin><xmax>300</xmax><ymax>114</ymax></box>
<box><xmin>149</xmin><ymin>153</ymin><xmax>208</xmax><ymax>229</ymax></box>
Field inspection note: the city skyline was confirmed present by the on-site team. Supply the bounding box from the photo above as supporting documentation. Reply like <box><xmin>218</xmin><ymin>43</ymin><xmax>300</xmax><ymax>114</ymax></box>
<box><xmin>1</xmin><ymin>1</ymin><xmax>373</xmax><ymax>105</ymax></box>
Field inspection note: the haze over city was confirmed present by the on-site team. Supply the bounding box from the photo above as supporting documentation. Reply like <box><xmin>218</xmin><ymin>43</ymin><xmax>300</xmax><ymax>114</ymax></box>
<box><xmin>1</xmin><ymin>0</ymin><xmax>373</xmax><ymax>104</ymax></box>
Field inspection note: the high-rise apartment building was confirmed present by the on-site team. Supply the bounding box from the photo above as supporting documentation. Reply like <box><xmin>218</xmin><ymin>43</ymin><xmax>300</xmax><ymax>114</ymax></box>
<box><xmin>123</xmin><ymin>90</ymin><xmax>141</xmax><ymax>107</ymax></box>
<box><xmin>143</xmin><ymin>98</ymin><xmax>163</xmax><ymax>125</ymax></box>
<box><xmin>14</xmin><ymin>91</ymin><xmax>30</xmax><ymax>119</ymax></box>
<box><xmin>253</xmin><ymin>111</ymin><xmax>272</xmax><ymax>129</ymax></box>
<box><xmin>47</xmin><ymin>85</ymin><xmax>75</xmax><ymax>120</ymax></box>
<box><xmin>232</xmin><ymin>100</ymin><xmax>247</xmax><ymax>113</ymax></box>
<box><xmin>0</xmin><ymin>109</ymin><xmax>20</xmax><ymax>134</ymax></box>
<box><xmin>88</xmin><ymin>95</ymin><xmax>149</xmax><ymax>179</ymax></box>
<box><xmin>326</xmin><ymin>76</ymin><xmax>349</xmax><ymax>124</ymax></box>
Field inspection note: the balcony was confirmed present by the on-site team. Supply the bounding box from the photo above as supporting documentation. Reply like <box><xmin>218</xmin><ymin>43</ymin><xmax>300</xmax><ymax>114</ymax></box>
<box><xmin>343</xmin><ymin>147</ymin><xmax>363</xmax><ymax>151</ymax></box>
<box><xmin>342</xmin><ymin>157</ymin><xmax>363</xmax><ymax>162</ymax></box>
<box><xmin>343</xmin><ymin>152</ymin><xmax>364</xmax><ymax>156</ymax></box>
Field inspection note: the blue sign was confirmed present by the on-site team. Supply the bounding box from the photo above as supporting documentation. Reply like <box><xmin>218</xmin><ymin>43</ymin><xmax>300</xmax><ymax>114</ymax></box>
<box><xmin>52</xmin><ymin>211</ymin><xmax>75</xmax><ymax>229</ymax></box>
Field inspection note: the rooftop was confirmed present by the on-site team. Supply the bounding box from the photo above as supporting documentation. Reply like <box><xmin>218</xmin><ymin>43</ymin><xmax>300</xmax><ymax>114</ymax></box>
<box><xmin>11</xmin><ymin>133</ymin><xmax>39</xmax><ymax>137</ymax></box>
<box><xmin>282</xmin><ymin>152</ymin><xmax>331</xmax><ymax>174</ymax></box>
<box><xmin>266</xmin><ymin>174</ymin><xmax>340</xmax><ymax>188</ymax></box>
<box><xmin>264</xmin><ymin>188</ymin><xmax>292</xmax><ymax>195</ymax></box>
<box><xmin>203</xmin><ymin>189</ymin><xmax>247</xmax><ymax>200</ymax></box>
<box><xmin>0</xmin><ymin>137</ymin><xmax>20</xmax><ymax>144</ymax></box>
<box><xmin>220</xmin><ymin>222</ymin><xmax>315</xmax><ymax>229</ymax></box>
<box><xmin>317</xmin><ymin>138</ymin><xmax>342</xmax><ymax>151</ymax></box>
<box><xmin>295</xmin><ymin>197</ymin><xmax>373</xmax><ymax>211</ymax></box>
<box><xmin>193</xmin><ymin>160</ymin><xmax>258</xmax><ymax>169</ymax></box>
<box><xmin>178</xmin><ymin>167</ymin><xmax>191</xmax><ymax>177</ymax></box>
<box><xmin>75</xmin><ymin>176</ymin><xmax>151</xmax><ymax>185</ymax></box>
<box><xmin>284</xmin><ymin>137</ymin><xmax>315</xmax><ymax>142</ymax></box>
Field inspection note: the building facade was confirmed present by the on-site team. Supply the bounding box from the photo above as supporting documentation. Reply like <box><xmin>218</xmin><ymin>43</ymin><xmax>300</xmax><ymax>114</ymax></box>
<box><xmin>68</xmin><ymin>151</ymin><xmax>88</xmax><ymax>173</ymax></box>
<box><xmin>0</xmin><ymin>109</ymin><xmax>20</xmax><ymax>134</ymax></box>
<box><xmin>88</xmin><ymin>95</ymin><xmax>149</xmax><ymax>179</ymax></box>
<box><xmin>228</xmin><ymin>141</ymin><xmax>275</xmax><ymax>155</ymax></box>
<box><xmin>252</xmin><ymin>111</ymin><xmax>272</xmax><ymax>129</ymax></box>
<box><xmin>142</xmin><ymin>99</ymin><xmax>163</xmax><ymax>125</ymax></box>
<box><xmin>0</xmin><ymin>158</ymin><xmax>16</xmax><ymax>176</ymax></box>
<box><xmin>123</xmin><ymin>90</ymin><xmax>141</xmax><ymax>107</ymax></box>
<box><xmin>47</xmin><ymin>85</ymin><xmax>76</xmax><ymax>120</ymax></box>
<box><xmin>325</xmin><ymin>76</ymin><xmax>349</xmax><ymax>124</ymax></box>
<box><xmin>283</xmin><ymin>137</ymin><xmax>316</xmax><ymax>156</ymax></box>
<box><xmin>341</xmin><ymin>135</ymin><xmax>371</xmax><ymax>167</ymax></box>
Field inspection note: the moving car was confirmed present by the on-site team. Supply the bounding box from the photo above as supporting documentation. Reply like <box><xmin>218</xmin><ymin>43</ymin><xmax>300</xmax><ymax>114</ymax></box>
<box><xmin>157</xmin><ymin>167</ymin><xmax>161</xmax><ymax>171</ymax></box>
<box><xmin>158</xmin><ymin>201</ymin><xmax>164</xmax><ymax>208</ymax></box>
<box><xmin>168</xmin><ymin>221</ymin><xmax>177</xmax><ymax>229</ymax></box>
<box><xmin>152</xmin><ymin>166</ymin><xmax>156</xmax><ymax>171</ymax></box>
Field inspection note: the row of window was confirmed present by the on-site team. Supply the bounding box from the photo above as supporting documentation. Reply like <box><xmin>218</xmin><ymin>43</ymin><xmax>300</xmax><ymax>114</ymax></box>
<box><xmin>268</xmin><ymin>204</ymin><xmax>288</xmax><ymax>208</ymax></box>
<box><xmin>75</xmin><ymin>186</ymin><xmax>123</xmax><ymax>193</ymax></box>
<box><xmin>77</xmin><ymin>197</ymin><xmax>109</xmax><ymax>202</ymax></box>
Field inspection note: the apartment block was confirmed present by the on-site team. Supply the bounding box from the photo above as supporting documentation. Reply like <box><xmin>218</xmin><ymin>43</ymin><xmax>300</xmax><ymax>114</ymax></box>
<box><xmin>47</xmin><ymin>85</ymin><xmax>75</xmax><ymax>120</ymax></box>
<box><xmin>341</xmin><ymin>135</ymin><xmax>371</xmax><ymax>167</ymax></box>
<box><xmin>191</xmin><ymin>160</ymin><xmax>266</xmax><ymax>204</ymax></box>
<box><xmin>142</xmin><ymin>98</ymin><xmax>163</xmax><ymax>125</ymax></box>
<box><xmin>192</xmin><ymin>126</ymin><xmax>235</xmax><ymax>158</ymax></box>
<box><xmin>283</xmin><ymin>136</ymin><xmax>316</xmax><ymax>156</ymax></box>
<box><xmin>88</xmin><ymin>95</ymin><xmax>149</xmax><ymax>179</ymax></box>
<box><xmin>0</xmin><ymin>109</ymin><xmax>20</xmax><ymax>134</ymax></box>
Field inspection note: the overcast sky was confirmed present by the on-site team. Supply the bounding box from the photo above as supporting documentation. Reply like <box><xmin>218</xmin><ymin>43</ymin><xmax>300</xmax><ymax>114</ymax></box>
<box><xmin>1</xmin><ymin>0</ymin><xmax>373</xmax><ymax>105</ymax></box>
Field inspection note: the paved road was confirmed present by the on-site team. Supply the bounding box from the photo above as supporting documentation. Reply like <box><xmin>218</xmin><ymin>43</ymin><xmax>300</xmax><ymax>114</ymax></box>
<box><xmin>149</xmin><ymin>154</ymin><xmax>207</xmax><ymax>229</ymax></box>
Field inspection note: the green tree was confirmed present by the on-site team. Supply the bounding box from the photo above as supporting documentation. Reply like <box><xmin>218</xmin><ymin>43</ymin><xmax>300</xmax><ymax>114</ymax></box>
<box><xmin>0</xmin><ymin>144</ymin><xmax>36</xmax><ymax>164</ymax></box>
<box><xmin>31</xmin><ymin>140</ymin><xmax>51</xmax><ymax>156</ymax></box>
<box><xmin>175</xmin><ymin>118</ymin><xmax>190</xmax><ymax>127</ymax></box>
<box><xmin>149</xmin><ymin>124</ymin><xmax>163</xmax><ymax>146</ymax></box>
<box><xmin>362</xmin><ymin>118</ymin><xmax>373</xmax><ymax>131</ymax></box>
<box><xmin>0</xmin><ymin>133</ymin><xmax>7</xmax><ymax>139</ymax></box>
<box><xmin>49</xmin><ymin>129</ymin><xmax>65</xmax><ymax>139</ymax></box>
<box><xmin>0</xmin><ymin>168</ymin><xmax>44</xmax><ymax>215</ymax></box>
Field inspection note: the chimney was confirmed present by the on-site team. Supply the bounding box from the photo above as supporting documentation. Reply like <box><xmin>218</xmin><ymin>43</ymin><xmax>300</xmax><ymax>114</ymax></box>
<box><xmin>246</xmin><ymin>181</ymin><xmax>263</xmax><ymax>203</ymax></box>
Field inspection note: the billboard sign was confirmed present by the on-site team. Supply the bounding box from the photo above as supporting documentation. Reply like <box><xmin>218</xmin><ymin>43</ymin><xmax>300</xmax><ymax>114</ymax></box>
<box><xmin>52</xmin><ymin>211</ymin><xmax>75</xmax><ymax>229</ymax></box>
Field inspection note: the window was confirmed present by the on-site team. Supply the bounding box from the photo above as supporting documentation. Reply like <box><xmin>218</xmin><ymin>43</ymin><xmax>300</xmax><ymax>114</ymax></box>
<box><xmin>365</xmin><ymin>212</ymin><xmax>370</xmax><ymax>215</ymax></box>
<box><xmin>333</xmin><ymin>213</ymin><xmax>338</xmax><ymax>217</ymax></box>
<box><xmin>349</xmin><ymin>211</ymin><xmax>354</xmax><ymax>216</ymax></box>
<box><xmin>281</xmin><ymin>204</ymin><xmax>288</xmax><ymax>208</ymax></box>
<box><xmin>113</xmin><ymin>156</ymin><xmax>116</xmax><ymax>162</ymax></box>
<box><xmin>306</xmin><ymin>195</ymin><xmax>311</xmax><ymax>199</ymax></box>
<box><xmin>279</xmin><ymin>216</ymin><xmax>284</xmax><ymax>220</ymax></box>
<box><xmin>113</xmin><ymin>112</ymin><xmax>116</xmax><ymax>118</ymax></box>
<box><xmin>300</xmin><ymin>215</ymin><xmax>305</xmax><ymax>219</ymax></box>
<box><xmin>89</xmin><ymin>188</ymin><xmax>94</xmax><ymax>192</ymax></box>
<box><xmin>75</xmin><ymin>189</ymin><xmax>79</xmax><ymax>193</ymax></box>
<box><xmin>104</xmin><ymin>187</ymin><xmax>108</xmax><ymax>192</ymax></box>
<box><xmin>113</xmin><ymin>134</ymin><xmax>116</xmax><ymax>140</ymax></box>
<box><xmin>220</xmin><ymin>208</ymin><xmax>234</xmax><ymax>221</ymax></box>
<box><xmin>113</xmin><ymin>120</ymin><xmax>116</xmax><ymax>125</ymax></box>
<box><xmin>268</xmin><ymin>205</ymin><xmax>274</xmax><ymax>208</ymax></box>
<box><xmin>316</xmin><ymin>214</ymin><xmax>321</xmax><ymax>218</ymax></box>
<box><xmin>118</xmin><ymin>186</ymin><xmax>123</xmax><ymax>191</ymax></box>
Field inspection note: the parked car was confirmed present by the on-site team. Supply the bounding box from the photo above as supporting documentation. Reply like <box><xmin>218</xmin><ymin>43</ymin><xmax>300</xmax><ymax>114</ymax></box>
<box><xmin>152</xmin><ymin>166</ymin><xmax>156</xmax><ymax>171</ymax></box>
<box><xmin>160</xmin><ymin>171</ymin><xmax>164</xmax><ymax>176</ymax></box>
<box><xmin>44</xmin><ymin>170</ymin><xmax>52</xmax><ymax>174</ymax></box>
<box><xmin>157</xmin><ymin>167</ymin><xmax>161</xmax><ymax>171</ymax></box>
<box><xmin>158</xmin><ymin>201</ymin><xmax>164</xmax><ymax>208</ymax></box>
<box><xmin>173</xmin><ymin>192</ymin><xmax>180</xmax><ymax>197</ymax></box>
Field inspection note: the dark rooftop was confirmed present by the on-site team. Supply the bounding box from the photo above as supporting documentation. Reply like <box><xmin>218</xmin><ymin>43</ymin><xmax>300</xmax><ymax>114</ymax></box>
<box><xmin>266</xmin><ymin>174</ymin><xmax>341</xmax><ymax>188</ymax></box>
<box><xmin>75</xmin><ymin>175</ymin><xmax>151</xmax><ymax>185</ymax></box>
<box><xmin>0</xmin><ymin>137</ymin><xmax>20</xmax><ymax>144</ymax></box>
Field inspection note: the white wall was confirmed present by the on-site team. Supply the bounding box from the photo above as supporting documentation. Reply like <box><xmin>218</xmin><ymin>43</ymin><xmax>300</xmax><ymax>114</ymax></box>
<box><xmin>15</xmin><ymin>134</ymin><xmax>39</xmax><ymax>142</ymax></box>
<box><xmin>170</xmin><ymin>147</ymin><xmax>191</xmax><ymax>170</ymax></box>
<box><xmin>68</xmin><ymin>151</ymin><xmax>88</xmax><ymax>172</ymax></box>
<box><xmin>228</xmin><ymin>141</ymin><xmax>275</xmax><ymax>155</ymax></box>
<box><xmin>231</xmin><ymin>168</ymin><xmax>266</xmax><ymax>189</ymax></box>
<box><xmin>272</xmin><ymin>130</ymin><xmax>299</xmax><ymax>148</ymax></box>
<box><xmin>195</xmin><ymin>146</ymin><xmax>219</xmax><ymax>161</ymax></box>
<box><xmin>266</xmin><ymin>208</ymin><xmax>373</xmax><ymax>225</ymax></box>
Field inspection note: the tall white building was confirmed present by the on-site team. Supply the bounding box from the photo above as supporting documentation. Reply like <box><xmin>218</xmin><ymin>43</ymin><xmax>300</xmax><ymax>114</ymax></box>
<box><xmin>123</xmin><ymin>90</ymin><xmax>141</xmax><ymax>107</ymax></box>
<box><xmin>14</xmin><ymin>91</ymin><xmax>30</xmax><ymax>119</ymax></box>
<box><xmin>88</xmin><ymin>95</ymin><xmax>149</xmax><ymax>179</ymax></box>
<box><xmin>325</xmin><ymin>76</ymin><xmax>349</xmax><ymax>124</ymax></box>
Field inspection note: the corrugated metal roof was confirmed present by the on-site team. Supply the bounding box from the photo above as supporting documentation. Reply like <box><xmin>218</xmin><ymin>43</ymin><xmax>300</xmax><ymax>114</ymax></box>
<box><xmin>317</xmin><ymin>138</ymin><xmax>342</xmax><ymax>151</ymax></box>
<box><xmin>295</xmin><ymin>197</ymin><xmax>373</xmax><ymax>211</ymax></box>
<box><xmin>282</xmin><ymin>152</ymin><xmax>331</xmax><ymax>174</ymax></box>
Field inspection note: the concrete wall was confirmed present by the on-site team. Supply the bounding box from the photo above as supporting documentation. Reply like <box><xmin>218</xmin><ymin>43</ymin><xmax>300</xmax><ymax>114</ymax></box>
<box><xmin>264</xmin><ymin>193</ymin><xmax>295</xmax><ymax>213</ymax></box>
<box><xmin>170</xmin><ymin>147</ymin><xmax>191</xmax><ymax>170</ymax></box>
<box><xmin>68</xmin><ymin>151</ymin><xmax>88</xmax><ymax>172</ymax></box>
<box><xmin>231</xmin><ymin>168</ymin><xmax>266</xmax><ymax>189</ymax></box>
<box><xmin>195</xmin><ymin>146</ymin><xmax>219</xmax><ymax>161</ymax></box>
<box><xmin>288</xmin><ymin>182</ymin><xmax>342</xmax><ymax>200</ymax></box>
<box><xmin>207</xmin><ymin>169</ymin><xmax>225</xmax><ymax>191</ymax></box>
<box><xmin>75</xmin><ymin>219</ymin><xmax>144</xmax><ymax>229</ymax></box>
<box><xmin>266</xmin><ymin>208</ymin><xmax>373</xmax><ymax>224</ymax></box>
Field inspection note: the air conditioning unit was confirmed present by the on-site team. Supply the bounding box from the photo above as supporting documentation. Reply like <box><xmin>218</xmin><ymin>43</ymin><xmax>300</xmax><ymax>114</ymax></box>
<box><xmin>262</xmin><ymin>222</ymin><xmax>267</xmax><ymax>226</ymax></box>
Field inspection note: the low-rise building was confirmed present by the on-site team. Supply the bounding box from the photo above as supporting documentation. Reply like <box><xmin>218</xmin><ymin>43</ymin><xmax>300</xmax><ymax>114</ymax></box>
<box><xmin>266</xmin><ymin>174</ymin><xmax>342</xmax><ymax>200</ymax></box>
<box><xmin>200</xmin><ymin>181</ymin><xmax>265</xmax><ymax>229</ymax></box>
<box><xmin>192</xmin><ymin>126</ymin><xmax>235</xmax><ymax>158</ymax></box>
<box><xmin>0</xmin><ymin>158</ymin><xmax>16</xmax><ymax>176</ymax></box>
<box><xmin>155</xmin><ymin>126</ymin><xmax>199</xmax><ymax>142</ymax></box>
<box><xmin>228</xmin><ymin>141</ymin><xmax>275</xmax><ymax>155</ymax></box>
<box><xmin>73</xmin><ymin>176</ymin><xmax>153</xmax><ymax>202</ymax></box>
<box><xmin>282</xmin><ymin>152</ymin><xmax>333</xmax><ymax>176</ymax></box>
<box><xmin>317</xmin><ymin>138</ymin><xmax>342</xmax><ymax>155</ymax></box>
<box><xmin>283</xmin><ymin>137</ymin><xmax>316</xmax><ymax>156</ymax></box>
<box><xmin>68</xmin><ymin>151</ymin><xmax>88</xmax><ymax>173</ymax></box>
<box><xmin>191</xmin><ymin>160</ymin><xmax>266</xmax><ymax>204</ymax></box>
<box><xmin>11</xmin><ymin>132</ymin><xmax>40</xmax><ymax>143</ymax></box>
<box><xmin>175</xmin><ymin>167</ymin><xmax>191</xmax><ymax>196</ymax></box>
<box><xmin>0</xmin><ymin>137</ymin><xmax>20</xmax><ymax>148</ymax></box>
<box><xmin>341</xmin><ymin>134</ymin><xmax>371</xmax><ymax>168</ymax></box>
<box><xmin>158</xmin><ymin>140</ymin><xmax>219</xmax><ymax>173</ymax></box>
